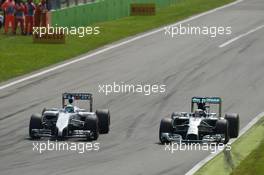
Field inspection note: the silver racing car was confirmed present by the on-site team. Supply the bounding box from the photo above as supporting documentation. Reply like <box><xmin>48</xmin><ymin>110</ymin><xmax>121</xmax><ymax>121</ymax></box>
<box><xmin>159</xmin><ymin>97</ymin><xmax>239</xmax><ymax>144</ymax></box>
<box><xmin>29</xmin><ymin>93</ymin><xmax>110</xmax><ymax>141</ymax></box>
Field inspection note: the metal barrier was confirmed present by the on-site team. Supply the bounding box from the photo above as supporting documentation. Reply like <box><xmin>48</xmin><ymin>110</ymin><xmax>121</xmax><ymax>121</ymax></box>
<box><xmin>51</xmin><ymin>0</ymin><xmax>179</xmax><ymax>27</ymax></box>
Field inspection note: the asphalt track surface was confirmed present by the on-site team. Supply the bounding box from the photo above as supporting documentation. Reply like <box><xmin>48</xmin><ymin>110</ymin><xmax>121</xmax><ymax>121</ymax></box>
<box><xmin>0</xmin><ymin>0</ymin><xmax>264</xmax><ymax>174</ymax></box>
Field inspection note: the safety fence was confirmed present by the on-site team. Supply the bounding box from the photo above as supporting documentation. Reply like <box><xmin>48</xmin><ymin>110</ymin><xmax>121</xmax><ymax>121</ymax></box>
<box><xmin>51</xmin><ymin>0</ymin><xmax>179</xmax><ymax>27</ymax></box>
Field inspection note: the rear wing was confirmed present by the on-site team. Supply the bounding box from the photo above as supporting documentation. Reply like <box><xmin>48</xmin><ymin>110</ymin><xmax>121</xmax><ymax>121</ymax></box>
<box><xmin>191</xmin><ymin>97</ymin><xmax>222</xmax><ymax>117</ymax></box>
<box><xmin>62</xmin><ymin>93</ymin><xmax>93</xmax><ymax>112</ymax></box>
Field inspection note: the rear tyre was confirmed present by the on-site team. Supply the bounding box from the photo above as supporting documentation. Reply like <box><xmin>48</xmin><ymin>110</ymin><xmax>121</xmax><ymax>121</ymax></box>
<box><xmin>225</xmin><ymin>113</ymin><xmax>239</xmax><ymax>138</ymax></box>
<box><xmin>96</xmin><ymin>109</ymin><xmax>110</xmax><ymax>134</ymax></box>
<box><xmin>215</xmin><ymin>119</ymin><xmax>229</xmax><ymax>144</ymax></box>
<box><xmin>29</xmin><ymin>114</ymin><xmax>43</xmax><ymax>140</ymax></box>
<box><xmin>159</xmin><ymin>118</ymin><xmax>173</xmax><ymax>144</ymax></box>
<box><xmin>84</xmin><ymin>115</ymin><xmax>99</xmax><ymax>141</ymax></box>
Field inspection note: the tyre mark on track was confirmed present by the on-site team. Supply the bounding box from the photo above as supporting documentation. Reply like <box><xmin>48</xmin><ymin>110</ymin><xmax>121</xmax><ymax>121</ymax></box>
<box><xmin>126</xmin><ymin>113</ymin><xmax>146</xmax><ymax>138</ymax></box>
<box><xmin>0</xmin><ymin>72</ymin><xmax>61</xmax><ymax>100</ymax></box>
<box><xmin>154</xmin><ymin>163</ymin><xmax>184</xmax><ymax>175</ymax></box>
<box><xmin>0</xmin><ymin>99</ymin><xmax>50</xmax><ymax>121</ymax></box>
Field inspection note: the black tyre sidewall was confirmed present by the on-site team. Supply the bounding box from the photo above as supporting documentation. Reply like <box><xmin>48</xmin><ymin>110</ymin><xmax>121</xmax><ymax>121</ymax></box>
<box><xmin>159</xmin><ymin>118</ymin><xmax>173</xmax><ymax>144</ymax></box>
<box><xmin>225</xmin><ymin>113</ymin><xmax>239</xmax><ymax>138</ymax></box>
<box><xmin>29</xmin><ymin>114</ymin><xmax>42</xmax><ymax>139</ymax></box>
<box><xmin>96</xmin><ymin>109</ymin><xmax>110</xmax><ymax>134</ymax></box>
<box><xmin>85</xmin><ymin>116</ymin><xmax>99</xmax><ymax>141</ymax></box>
<box><xmin>216</xmin><ymin>119</ymin><xmax>229</xmax><ymax>144</ymax></box>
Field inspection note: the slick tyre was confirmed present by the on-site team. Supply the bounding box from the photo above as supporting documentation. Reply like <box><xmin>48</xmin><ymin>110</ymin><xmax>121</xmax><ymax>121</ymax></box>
<box><xmin>96</xmin><ymin>109</ymin><xmax>110</xmax><ymax>134</ymax></box>
<box><xmin>159</xmin><ymin>118</ymin><xmax>173</xmax><ymax>144</ymax></box>
<box><xmin>29</xmin><ymin>114</ymin><xmax>42</xmax><ymax>140</ymax></box>
<box><xmin>225</xmin><ymin>113</ymin><xmax>240</xmax><ymax>138</ymax></box>
<box><xmin>85</xmin><ymin>116</ymin><xmax>99</xmax><ymax>141</ymax></box>
<box><xmin>216</xmin><ymin>119</ymin><xmax>229</xmax><ymax>144</ymax></box>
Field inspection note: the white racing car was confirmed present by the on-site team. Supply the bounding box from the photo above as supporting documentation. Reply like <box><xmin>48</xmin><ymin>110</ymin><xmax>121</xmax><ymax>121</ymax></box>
<box><xmin>29</xmin><ymin>93</ymin><xmax>110</xmax><ymax>141</ymax></box>
<box><xmin>159</xmin><ymin>97</ymin><xmax>239</xmax><ymax>144</ymax></box>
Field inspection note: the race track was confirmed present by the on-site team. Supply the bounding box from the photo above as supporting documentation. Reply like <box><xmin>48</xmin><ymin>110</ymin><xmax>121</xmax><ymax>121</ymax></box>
<box><xmin>0</xmin><ymin>0</ymin><xmax>264</xmax><ymax>174</ymax></box>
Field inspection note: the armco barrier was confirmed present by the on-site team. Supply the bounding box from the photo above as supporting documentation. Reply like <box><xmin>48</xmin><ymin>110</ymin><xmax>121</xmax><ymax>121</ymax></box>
<box><xmin>51</xmin><ymin>0</ymin><xmax>179</xmax><ymax>27</ymax></box>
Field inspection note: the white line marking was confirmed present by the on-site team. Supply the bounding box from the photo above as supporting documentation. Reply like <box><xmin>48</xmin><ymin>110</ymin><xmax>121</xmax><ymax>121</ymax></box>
<box><xmin>185</xmin><ymin>112</ymin><xmax>264</xmax><ymax>175</ymax></box>
<box><xmin>219</xmin><ymin>24</ymin><xmax>264</xmax><ymax>48</ymax></box>
<box><xmin>0</xmin><ymin>0</ymin><xmax>244</xmax><ymax>91</ymax></box>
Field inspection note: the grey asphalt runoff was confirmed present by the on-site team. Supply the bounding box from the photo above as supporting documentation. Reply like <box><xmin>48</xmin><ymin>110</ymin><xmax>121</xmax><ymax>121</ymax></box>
<box><xmin>0</xmin><ymin>0</ymin><xmax>264</xmax><ymax>174</ymax></box>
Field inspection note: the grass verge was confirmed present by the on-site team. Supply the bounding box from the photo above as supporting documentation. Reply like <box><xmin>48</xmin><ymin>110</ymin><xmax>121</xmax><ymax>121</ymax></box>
<box><xmin>0</xmin><ymin>0</ymin><xmax>234</xmax><ymax>82</ymax></box>
<box><xmin>195</xmin><ymin>116</ymin><xmax>264</xmax><ymax>175</ymax></box>
<box><xmin>231</xmin><ymin>138</ymin><xmax>264</xmax><ymax>175</ymax></box>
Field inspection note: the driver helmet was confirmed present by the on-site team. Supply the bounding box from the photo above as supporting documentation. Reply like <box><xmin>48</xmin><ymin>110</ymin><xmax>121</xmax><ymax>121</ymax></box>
<box><xmin>65</xmin><ymin>104</ymin><xmax>74</xmax><ymax>113</ymax></box>
<box><xmin>194</xmin><ymin>109</ymin><xmax>204</xmax><ymax>118</ymax></box>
